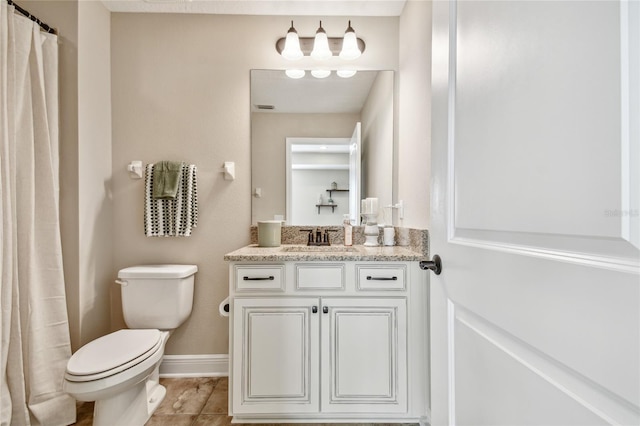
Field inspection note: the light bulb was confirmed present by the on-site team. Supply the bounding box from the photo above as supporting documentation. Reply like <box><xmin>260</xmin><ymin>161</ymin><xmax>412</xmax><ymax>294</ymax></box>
<box><xmin>311</xmin><ymin>21</ymin><xmax>332</xmax><ymax>61</ymax></box>
<box><xmin>281</xmin><ymin>21</ymin><xmax>303</xmax><ymax>60</ymax></box>
<box><xmin>285</xmin><ymin>69</ymin><xmax>305</xmax><ymax>79</ymax></box>
<box><xmin>311</xmin><ymin>69</ymin><xmax>331</xmax><ymax>79</ymax></box>
<box><xmin>337</xmin><ymin>69</ymin><xmax>357</xmax><ymax>78</ymax></box>
<box><xmin>339</xmin><ymin>21</ymin><xmax>361</xmax><ymax>60</ymax></box>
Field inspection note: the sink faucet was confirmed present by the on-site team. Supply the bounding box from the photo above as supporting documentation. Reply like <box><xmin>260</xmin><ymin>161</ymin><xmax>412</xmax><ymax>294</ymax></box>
<box><xmin>300</xmin><ymin>228</ymin><xmax>337</xmax><ymax>246</ymax></box>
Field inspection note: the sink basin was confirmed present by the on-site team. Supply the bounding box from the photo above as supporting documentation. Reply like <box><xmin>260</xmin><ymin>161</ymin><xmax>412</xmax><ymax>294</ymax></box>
<box><xmin>280</xmin><ymin>245</ymin><xmax>359</xmax><ymax>253</ymax></box>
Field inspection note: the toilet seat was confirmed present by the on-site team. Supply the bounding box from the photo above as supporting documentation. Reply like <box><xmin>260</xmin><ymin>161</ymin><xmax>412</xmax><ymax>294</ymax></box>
<box><xmin>65</xmin><ymin>329</ymin><xmax>162</xmax><ymax>382</ymax></box>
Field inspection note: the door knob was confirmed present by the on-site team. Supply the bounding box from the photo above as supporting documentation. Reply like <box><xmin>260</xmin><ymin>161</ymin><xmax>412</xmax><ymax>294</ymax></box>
<box><xmin>420</xmin><ymin>254</ymin><xmax>442</xmax><ymax>275</ymax></box>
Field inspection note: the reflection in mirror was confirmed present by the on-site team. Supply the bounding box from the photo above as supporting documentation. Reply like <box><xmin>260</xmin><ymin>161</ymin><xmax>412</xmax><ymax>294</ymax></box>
<box><xmin>251</xmin><ymin>69</ymin><xmax>393</xmax><ymax>226</ymax></box>
<box><xmin>286</xmin><ymin>122</ymin><xmax>360</xmax><ymax>226</ymax></box>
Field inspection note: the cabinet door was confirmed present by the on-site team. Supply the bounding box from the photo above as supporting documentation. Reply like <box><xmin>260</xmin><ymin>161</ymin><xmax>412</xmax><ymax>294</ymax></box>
<box><xmin>321</xmin><ymin>298</ymin><xmax>407</xmax><ymax>413</ymax></box>
<box><xmin>232</xmin><ymin>298</ymin><xmax>319</xmax><ymax>414</ymax></box>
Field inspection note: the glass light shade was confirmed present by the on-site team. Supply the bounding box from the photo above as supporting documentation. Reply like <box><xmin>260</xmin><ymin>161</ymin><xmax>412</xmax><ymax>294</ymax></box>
<box><xmin>339</xmin><ymin>22</ymin><xmax>361</xmax><ymax>60</ymax></box>
<box><xmin>337</xmin><ymin>69</ymin><xmax>357</xmax><ymax>78</ymax></box>
<box><xmin>311</xmin><ymin>69</ymin><xmax>331</xmax><ymax>79</ymax></box>
<box><xmin>285</xmin><ymin>69</ymin><xmax>305</xmax><ymax>79</ymax></box>
<box><xmin>311</xmin><ymin>22</ymin><xmax>332</xmax><ymax>60</ymax></box>
<box><xmin>281</xmin><ymin>22</ymin><xmax>303</xmax><ymax>60</ymax></box>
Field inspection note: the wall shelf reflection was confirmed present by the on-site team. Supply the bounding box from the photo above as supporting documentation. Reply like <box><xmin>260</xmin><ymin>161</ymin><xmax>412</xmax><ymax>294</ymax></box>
<box><xmin>326</xmin><ymin>189</ymin><xmax>349</xmax><ymax>197</ymax></box>
<box><xmin>315</xmin><ymin>204</ymin><xmax>338</xmax><ymax>214</ymax></box>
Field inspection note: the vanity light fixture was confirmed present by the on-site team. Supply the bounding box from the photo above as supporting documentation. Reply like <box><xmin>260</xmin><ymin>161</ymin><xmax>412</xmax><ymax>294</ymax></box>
<box><xmin>283</xmin><ymin>69</ymin><xmax>355</xmax><ymax>79</ymax></box>
<box><xmin>276</xmin><ymin>21</ymin><xmax>366</xmax><ymax>59</ymax></box>
<box><xmin>285</xmin><ymin>69</ymin><xmax>305</xmax><ymax>79</ymax></box>
<box><xmin>311</xmin><ymin>69</ymin><xmax>331</xmax><ymax>79</ymax></box>
<box><xmin>337</xmin><ymin>69</ymin><xmax>357</xmax><ymax>78</ymax></box>
<box><xmin>339</xmin><ymin>21</ymin><xmax>361</xmax><ymax>60</ymax></box>
<box><xmin>281</xmin><ymin>21</ymin><xmax>303</xmax><ymax>60</ymax></box>
<box><xmin>311</xmin><ymin>21</ymin><xmax>332</xmax><ymax>60</ymax></box>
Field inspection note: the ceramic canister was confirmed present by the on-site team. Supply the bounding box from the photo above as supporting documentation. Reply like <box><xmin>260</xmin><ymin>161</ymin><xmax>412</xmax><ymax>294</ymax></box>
<box><xmin>257</xmin><ymin>220</ymin><xmax>282</xmax><ymax>247</ymax></box>
<box><xmin>383</xmin><ymin>227</ymin><xmax>395</xmax><ymax>246</ymax></box>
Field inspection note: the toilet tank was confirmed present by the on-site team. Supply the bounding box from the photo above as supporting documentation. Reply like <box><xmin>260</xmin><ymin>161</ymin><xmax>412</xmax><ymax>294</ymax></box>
<box><xmin>117</xmin><ymin>264</ymin><xmax>197</xmax><ymax>330</ymax></box>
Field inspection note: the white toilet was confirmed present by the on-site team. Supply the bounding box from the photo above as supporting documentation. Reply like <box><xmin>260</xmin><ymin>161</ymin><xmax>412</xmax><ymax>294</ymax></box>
<box><xmin>64</xmin><ymin>264</ymin><xmax>198</xmax><ymax>426</ymax></box>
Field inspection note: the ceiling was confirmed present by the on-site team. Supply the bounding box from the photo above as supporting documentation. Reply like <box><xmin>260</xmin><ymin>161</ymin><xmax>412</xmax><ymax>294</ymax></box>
<box><xmin>101</xmin><ymin>0</ymin><xmax>407</xmax><ymax>16</ymax></box>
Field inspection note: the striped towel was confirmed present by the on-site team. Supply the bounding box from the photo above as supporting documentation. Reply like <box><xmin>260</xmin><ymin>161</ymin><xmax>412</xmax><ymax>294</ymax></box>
<box><xmin>144</xmin><ymin>163</ymin><xmax>198</xmax><ymax>237</ymax></box>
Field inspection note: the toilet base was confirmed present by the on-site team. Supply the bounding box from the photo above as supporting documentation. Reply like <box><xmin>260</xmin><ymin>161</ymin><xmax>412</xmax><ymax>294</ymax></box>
<box><xmin>93</xmin><ymin>368</ymin><xmax>166</xmax><ymax>426</ymax></box>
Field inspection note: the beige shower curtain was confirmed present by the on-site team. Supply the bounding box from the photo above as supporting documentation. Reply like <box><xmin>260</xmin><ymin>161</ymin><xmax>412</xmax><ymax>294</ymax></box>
<box><xmin>0</xmin><ymin>3</ymin><xmax>75</xmax><ymax>425</ymax></box>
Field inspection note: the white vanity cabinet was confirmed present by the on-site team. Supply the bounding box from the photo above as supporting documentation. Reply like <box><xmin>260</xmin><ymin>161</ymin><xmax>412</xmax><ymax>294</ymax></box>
<box><xmin>233</xmin><ymin>297</ymin><xmax>320</xmax><ymax>414</ymax></box>
<box><xmin>320</xmin><ymin>297</ymin><xmax>407</xmax><ymax>414</ymax></box>
<box><xmin>227</xmin><ymin>260</ymin><xmax>427</xmax><ymax>423</ymax></box>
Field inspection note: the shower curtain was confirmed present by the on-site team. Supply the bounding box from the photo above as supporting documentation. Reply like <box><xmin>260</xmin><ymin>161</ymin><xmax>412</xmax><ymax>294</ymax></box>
<box><xmin>0</xmin><ymin>3</ymin><xmax>75</xmax><ymax>425</ymax></box>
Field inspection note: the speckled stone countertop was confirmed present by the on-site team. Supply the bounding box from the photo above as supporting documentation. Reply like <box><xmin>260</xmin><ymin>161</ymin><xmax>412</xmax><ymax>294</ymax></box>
<box><xmin>223</xmin><ymin>244</ymin><xmax>428</xmax><ymax>262</ymax></box>
<box><xmin>225</xmin><ymin>226</ymin><xmax>429</xmax><ymax>262</ymax></box>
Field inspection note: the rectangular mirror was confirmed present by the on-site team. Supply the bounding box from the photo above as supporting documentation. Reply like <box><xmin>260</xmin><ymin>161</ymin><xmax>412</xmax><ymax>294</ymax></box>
<box><xmin>251</xmin><ymin>69</ymin><xmax>394</xmax><ymax>226</ymax></box>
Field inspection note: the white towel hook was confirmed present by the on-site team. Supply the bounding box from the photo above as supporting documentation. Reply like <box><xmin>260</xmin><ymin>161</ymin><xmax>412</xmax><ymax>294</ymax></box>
<box><xmin>127</xmin><ymin>161</ymin><xmax>143</xmax><ymax>179</ymax></box>
<box><xmin>222</xmin><ymin>161</ymin><xmax>235</xmax><ymax>181</ymax></box>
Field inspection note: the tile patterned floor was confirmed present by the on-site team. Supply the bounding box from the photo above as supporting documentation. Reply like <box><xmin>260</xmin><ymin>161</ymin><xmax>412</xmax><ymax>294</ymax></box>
<box><xmin>74</xmin><ymin>377</ymin><xmax>417</xmax><ymax>426</ymax></box>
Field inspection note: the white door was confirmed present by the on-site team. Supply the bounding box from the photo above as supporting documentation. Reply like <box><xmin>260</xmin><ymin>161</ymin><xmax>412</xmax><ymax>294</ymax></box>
<box><xmin>232</xmin><ymin>298</ymin><xmax>320</xmax><ymax>414</ymax></box>
<box><xmin>430</xmin><ymin>1</ymin><xmax>639</xmax><ymax>425</ymax></box>
<box><xmin>349</xmin><ymin>122</ymin><xmax>362</xmax><ymax>223</ymax></box>
<box><xmin>320</xmin><ymin>297</ymin><xmax>407</xmax><ymax>413</ymax></box>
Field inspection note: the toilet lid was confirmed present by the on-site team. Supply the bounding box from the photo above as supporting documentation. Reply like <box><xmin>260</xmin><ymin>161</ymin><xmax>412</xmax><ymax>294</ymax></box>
<box><xmin>118</xmin><ymin>264</ymin><xmax>197</xmax><ymax>279</ymax></box>
<box><xmin>67</xmin><ymin>329</ymin><xmax>161</xmax><ymax>376</ymax></box>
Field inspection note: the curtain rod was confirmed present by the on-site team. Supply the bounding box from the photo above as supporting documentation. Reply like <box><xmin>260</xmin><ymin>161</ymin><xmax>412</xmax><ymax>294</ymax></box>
<box><xmin>6</xmin><ymin>0</ymin><xmax>56</xmax><ymax>34</ymax></box>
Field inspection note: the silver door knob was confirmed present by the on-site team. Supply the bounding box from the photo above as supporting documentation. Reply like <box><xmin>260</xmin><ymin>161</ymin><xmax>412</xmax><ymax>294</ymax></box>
<box><xmin>420</xmin><ymin>255</ymin><xmax>442</xmax><ymax>275</ymax></box>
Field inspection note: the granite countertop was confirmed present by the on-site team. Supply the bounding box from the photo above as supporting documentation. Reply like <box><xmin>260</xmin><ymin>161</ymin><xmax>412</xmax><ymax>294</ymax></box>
<box><xmin>224</xmin><ymin>244</ymin><xmax>428</xmax><ymax>262</ymax></box>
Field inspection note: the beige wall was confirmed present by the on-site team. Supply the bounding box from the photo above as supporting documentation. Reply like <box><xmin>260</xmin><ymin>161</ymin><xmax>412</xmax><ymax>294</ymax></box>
<box><xmin>398</xmin><ymin>0</ymin><xmax>432</xmax><ymax>229</ymax></box>
<box><xmin>251</xmin><ymin>113</ymin><xmax>360</xmax><ymax>224</ymax></box>
<box><xmin>361</xmin><ymin>71</ymin><xmax>394</xmax><ymax>216</ymax></box>
<box><xmin>111</xmin><ymin>14</ymin><xmax>399</xmax><ymax>355</ymax></box>
<box><xmin>77</xmin><ymin>0</ymin><xmax>113</xmax><ymax>349</ymax></box>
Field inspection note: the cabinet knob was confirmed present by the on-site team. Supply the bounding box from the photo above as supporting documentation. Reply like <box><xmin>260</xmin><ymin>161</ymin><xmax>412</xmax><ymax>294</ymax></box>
<box><xmin>322</xmin><ymin>306</ymin><xmax>329</xmax><ymax>314</ymax></box>
<box><xmin>312</xmin><ymin>306</ymin><xmax>318</xmax><ymax>314</ymax></box>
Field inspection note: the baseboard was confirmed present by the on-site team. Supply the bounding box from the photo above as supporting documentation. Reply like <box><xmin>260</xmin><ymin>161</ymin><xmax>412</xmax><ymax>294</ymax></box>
<box><xmin>159</xmin><ymin>354</ymin><xmax>229</xmax><ymax>378</ymax></box>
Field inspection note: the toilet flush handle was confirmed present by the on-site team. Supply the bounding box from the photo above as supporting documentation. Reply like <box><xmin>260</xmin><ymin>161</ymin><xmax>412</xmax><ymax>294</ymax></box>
<box><xmin>115</xmin><ymin>279</ymin><xmax>128</xmax><ymax>287</ymax></box>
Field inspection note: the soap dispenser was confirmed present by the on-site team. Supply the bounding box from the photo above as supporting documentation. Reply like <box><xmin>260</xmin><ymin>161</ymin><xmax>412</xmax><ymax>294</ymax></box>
<box><xmin>343</xmin><ymin>214</ymin><xmax>353</xmax><ymax>246</ymax></box>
